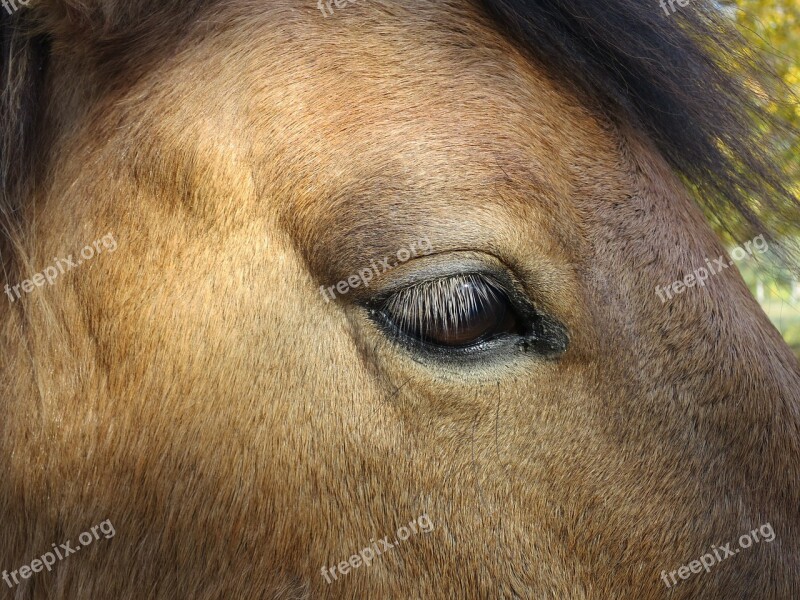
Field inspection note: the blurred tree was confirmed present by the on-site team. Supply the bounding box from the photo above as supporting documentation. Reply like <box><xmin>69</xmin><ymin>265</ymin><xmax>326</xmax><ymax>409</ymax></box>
<box><xmin>734</xmin><ymin>0</ymin><xmax>799</xmax><ymax>173</ymax></box>
<box><xmin>715</xmin><ymin>1</ymin><xmax>800</xmax><ymax>359</ymax></box>
<box><xmin>705</xmin><ymin>0</ymin><xmax>799</xmax><ymax>242</ymax></box>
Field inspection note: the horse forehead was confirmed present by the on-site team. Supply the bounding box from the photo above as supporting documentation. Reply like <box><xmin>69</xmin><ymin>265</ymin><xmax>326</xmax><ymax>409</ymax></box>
<box><xmin>108</xmin><ymin>2</ymin><xmax>611</xmax><ymax>265</ymax></box>
<box><xmin>219</xmin><ymin>14</ymin><xmax>603</xmax><ymax>239</ymax></box>
<box><xmin>204</xmin><ymin>1</ymin><xmax>592</xmax><ymax>149</ymax></box>
<box><xmin>115</xmin><ymin>0</ymin><xmax>607</xmax><ymax>190</ymax></box>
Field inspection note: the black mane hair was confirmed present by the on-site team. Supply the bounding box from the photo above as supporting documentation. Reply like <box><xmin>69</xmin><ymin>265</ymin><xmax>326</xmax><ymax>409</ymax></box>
<box><xmin>480</xmin><ymin>0</ymin><xmax>798</xmax><ymax>248</ymax></box>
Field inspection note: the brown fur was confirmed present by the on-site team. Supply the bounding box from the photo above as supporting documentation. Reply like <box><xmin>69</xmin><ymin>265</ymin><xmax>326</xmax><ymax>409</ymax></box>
<box><xmin>1</xmin><ymin>1</ymin><xmax>799</xmax><ymax>598</ymax></box>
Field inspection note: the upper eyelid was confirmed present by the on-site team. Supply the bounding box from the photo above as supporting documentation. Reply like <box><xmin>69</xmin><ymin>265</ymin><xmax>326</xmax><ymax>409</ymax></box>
<box><xmin>381</xmin><ymin>274</ymin><xmax>514</xmax><ymax>331</ymax></box>
<box><xmin>374</xmin><ymin>271</ymin><xmax>511</xmax><ymax>304</ymax></box>
<box><xmin>356</xmin><ymin>250</ymin><xmax>525</xmax><ymax>303</ymax></box>
<box><xmin>383</xmin><ymin>273</ymin><xmax>505</xmax><ymax>309</ymax></box>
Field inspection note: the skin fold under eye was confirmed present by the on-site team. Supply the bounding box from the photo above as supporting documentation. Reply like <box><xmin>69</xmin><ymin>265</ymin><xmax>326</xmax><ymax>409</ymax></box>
<box><xmin>378</xmin><ymin>274</ymin><xmax>523</xmax><ymax>348</ymax></box>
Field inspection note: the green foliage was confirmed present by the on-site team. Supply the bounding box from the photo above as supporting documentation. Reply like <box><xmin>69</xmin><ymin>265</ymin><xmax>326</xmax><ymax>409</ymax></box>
<box><xmin>727</xmin><ymin>1</ymin><xmax>800</xmax><ymax>356</ymax></box>
<box><xmin>704</xmin><ymin>0</ymin><xmax>800</xmax><ymax>242</ymax></box>
<box><xmin>735</xmin><ymin>0</ymin><xmax>800</xmax><ymax>183</ymax></box>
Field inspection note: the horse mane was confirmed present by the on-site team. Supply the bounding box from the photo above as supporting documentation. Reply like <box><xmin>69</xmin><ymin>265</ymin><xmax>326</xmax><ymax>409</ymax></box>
<box><xmin>0</xmin><ymin>8</ymin><xmax>44</xmax><ymax>241</ymax></box>
<box><xmin>479</xmin><ymin>0</ymin><xmax>799</xmax><ymax>247</ymax></box>
<box><xmin>1</xmin><ymin>0</ymin><xmax>798</xmax><ymax>252</ymax></box>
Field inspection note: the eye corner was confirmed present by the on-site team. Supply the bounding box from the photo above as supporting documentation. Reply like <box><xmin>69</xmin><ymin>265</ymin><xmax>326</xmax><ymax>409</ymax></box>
<box><xmin>517</xmin><ymin>315</ymin><xmax>570</xmax><ymax>357</ymax></box>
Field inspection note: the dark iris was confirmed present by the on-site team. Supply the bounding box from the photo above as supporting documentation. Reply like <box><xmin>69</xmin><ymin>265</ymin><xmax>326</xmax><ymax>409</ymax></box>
<box><xmin>379</xmin><ymin>274</ymin><xmax>522</xmax><ymax>349</ymax></box>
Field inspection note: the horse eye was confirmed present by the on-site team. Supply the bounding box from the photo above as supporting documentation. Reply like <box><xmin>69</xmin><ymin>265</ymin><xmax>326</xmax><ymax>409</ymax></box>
<box><xmin>378</xmin><ymin>274</ymin><xmax>522</xmax><ymax>348</ymax></box>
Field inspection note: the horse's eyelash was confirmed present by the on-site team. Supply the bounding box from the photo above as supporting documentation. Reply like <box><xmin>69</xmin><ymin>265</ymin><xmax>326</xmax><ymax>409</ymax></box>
<box><xmin>381</xmin><ymin>274</ymin><xmax>508</xmax><ymax>336</ymax></box>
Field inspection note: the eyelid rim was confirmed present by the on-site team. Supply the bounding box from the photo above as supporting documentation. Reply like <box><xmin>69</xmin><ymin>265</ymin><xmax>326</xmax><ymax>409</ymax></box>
<box><xmin>360</xmin><ymin>252</ymin><xmax>530</xmax><ymax>309</ymax></box>
<box><xmin>357</xmin><ymin>251</ymin><xmax>571</xmax><ymax>360</ymax></box>
<box><xmin>367</xmin><ymin>270</ymin><xmax>512</xmax><ymax>309</ymax></box>
<box><xmin>365</xmin><ymin>269</ymin><xmax>540</xmax><ymax>354</ymax></box>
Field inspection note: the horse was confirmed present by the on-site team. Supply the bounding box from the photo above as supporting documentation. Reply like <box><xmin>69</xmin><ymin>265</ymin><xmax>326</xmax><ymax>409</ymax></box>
<box><xmin>1</xmin><ymin>0</ymin><xmax>798</xmax><ymax>597</ymax></box>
